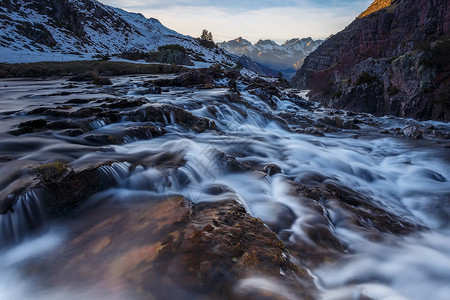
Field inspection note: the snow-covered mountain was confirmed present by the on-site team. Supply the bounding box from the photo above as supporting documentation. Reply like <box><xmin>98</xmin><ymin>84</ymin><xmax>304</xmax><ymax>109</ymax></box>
<box><xmin>218</xmin><ymin>37</ymin><xmax>323</xmax><ymax>78</ymax></box>
<box><xmin>0</xmin><ymin>0</ymin><xmax>233</xmax><ymax>65</ymax></box>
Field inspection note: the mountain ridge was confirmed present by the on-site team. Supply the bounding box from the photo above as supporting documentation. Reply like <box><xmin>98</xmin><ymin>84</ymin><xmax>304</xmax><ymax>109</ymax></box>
<box><xmin>0</xmin><ymin>0</ymin><xmax>233</xmax><ymax>66</ymax></box>
<box><xmin>218</xmin><ymin>36</ymin><xmax>322</xmax><ymax>78</ymax></box>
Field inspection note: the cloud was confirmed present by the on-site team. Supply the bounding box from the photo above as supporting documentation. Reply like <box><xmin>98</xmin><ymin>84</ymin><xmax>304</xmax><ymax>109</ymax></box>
<box><xmin>100</xmin><ymin>0</ymin><xmax>372</xmax><ymax>43</ymax></box>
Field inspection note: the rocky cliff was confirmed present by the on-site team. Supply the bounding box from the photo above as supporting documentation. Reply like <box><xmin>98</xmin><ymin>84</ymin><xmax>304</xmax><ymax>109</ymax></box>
<box><xmin>293</xmin><ymin>0</ymin><xmax>450</xmax><ymax>121</ymax></box>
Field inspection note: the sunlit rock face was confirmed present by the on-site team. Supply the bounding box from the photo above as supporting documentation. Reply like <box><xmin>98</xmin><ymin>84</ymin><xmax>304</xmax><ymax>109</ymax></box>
<box><xmin>293</xmin><ymin>0</ymin><xmax>450</xmax><ymax>121</ymax></box>
<box><xmin>358</xmin><ymin>0</ymin><xmax>395</xmax><ymax>18</ymax></box>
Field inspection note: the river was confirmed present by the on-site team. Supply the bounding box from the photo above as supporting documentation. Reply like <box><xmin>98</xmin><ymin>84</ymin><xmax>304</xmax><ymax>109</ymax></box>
<box><xmin>0</xmin><ymin>74</ymin><xmax>449</xmax><ymax>299</ymax></box>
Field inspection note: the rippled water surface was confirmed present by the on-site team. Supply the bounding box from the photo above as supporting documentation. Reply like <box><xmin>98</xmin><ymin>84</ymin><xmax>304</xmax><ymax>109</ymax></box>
<box><xmin>0</xmin><ymin>75</ymin><xmax>449</xmax><ymax>299</ymax></box>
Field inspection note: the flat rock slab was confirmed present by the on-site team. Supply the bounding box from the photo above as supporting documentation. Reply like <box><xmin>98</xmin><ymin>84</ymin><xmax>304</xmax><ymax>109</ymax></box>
<box><xmin>25</xmin><ymin>195</ymin><xmax>316</xmax><ymax>299</ymax></box>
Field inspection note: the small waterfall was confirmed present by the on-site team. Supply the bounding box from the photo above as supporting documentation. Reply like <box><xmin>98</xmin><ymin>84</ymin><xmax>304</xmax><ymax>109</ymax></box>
<box><xmin>98</xmin><ymin>162</ymin><xmax>132</xmax><ymax>186</ymax></box>
<box><xmin>89</xmin><ymin>118</ymin><xmax>106</xmax><ymax>130</ymax></box>
<box><xmin>0</xmin><ymin>189</ymin><xmax>47</xmax><ymax>247</ymax></box>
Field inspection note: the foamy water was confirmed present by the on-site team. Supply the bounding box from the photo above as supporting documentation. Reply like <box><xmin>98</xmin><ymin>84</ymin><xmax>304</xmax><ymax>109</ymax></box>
<box><xmin>0</xmin><ymin>76</ymin><xmax>449</xmax><ymax>299</ymax></box>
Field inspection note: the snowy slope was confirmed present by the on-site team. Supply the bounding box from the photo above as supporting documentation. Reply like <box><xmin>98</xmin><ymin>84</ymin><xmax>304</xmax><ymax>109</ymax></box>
<box><xmin>0</xmin><ymin>0</ymin><xmax>234</xmax><ymax>65</ymax></box>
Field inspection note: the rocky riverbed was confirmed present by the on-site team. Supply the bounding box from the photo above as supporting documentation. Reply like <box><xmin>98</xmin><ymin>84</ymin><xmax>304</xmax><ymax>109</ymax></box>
<box><xmin>0</xmin><ymin>68</ymin><xmax>449</xmax><ymax>299</ymax></box>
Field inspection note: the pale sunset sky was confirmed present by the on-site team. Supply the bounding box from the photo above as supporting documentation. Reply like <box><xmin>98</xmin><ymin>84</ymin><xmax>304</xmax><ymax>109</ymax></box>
<box><xmin>100</xmin><ymin>0</ymin><xmax>372</xmax><ymax>44</ymax></box>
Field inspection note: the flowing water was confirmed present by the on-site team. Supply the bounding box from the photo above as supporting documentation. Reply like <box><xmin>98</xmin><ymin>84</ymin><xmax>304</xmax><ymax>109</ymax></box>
<box><xmin>0</xmin><ymin>75</ymin><xmax>449</xmax><ymax>299</ymax></box>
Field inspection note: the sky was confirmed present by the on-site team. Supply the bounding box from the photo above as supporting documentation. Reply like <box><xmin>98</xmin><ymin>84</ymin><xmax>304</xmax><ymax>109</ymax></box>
<box><xmin>100</xmin><ymin>0</ymin><xmax>373</xmax><ymax>44</ymax></box>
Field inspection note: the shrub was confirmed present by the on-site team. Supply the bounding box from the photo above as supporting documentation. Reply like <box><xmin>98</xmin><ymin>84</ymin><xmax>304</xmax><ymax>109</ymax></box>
<box><xmin>93</xmin><ymin>53</ymin><xmax>111</xmax><ymax>61</ymax></box>
<box><xmin>331</xmin><ymin>89</ymin><xmax>343</xmax><ymax>98</ymax></box>
<box><xmin>158</xmin><ymin>44</ymin><xmax>186</xmax><ymax>53</ymax></box>
<box><xmin>387</xmin><ymin>85</ymin><xmax>399</xmax><ymax>96</ymax></box>
<box><xmin>430</xmin><ymin>38</ymin><xmax>450</xmax><ymax>71</ymax></box>
<box><xmin>355</xmin><ymin>72</ymin><xmax>378</xmax><ymax>86</ymax></box>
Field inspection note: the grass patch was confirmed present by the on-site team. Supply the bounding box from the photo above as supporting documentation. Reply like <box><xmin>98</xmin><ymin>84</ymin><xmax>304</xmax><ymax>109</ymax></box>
<box><xmin>0</xmin><ymin>61</ymin><xmax>188</xmax><ymax>78</ymax></box>
<box><xmin>33</xmin><ymin>161</ymin><xmax>71</xmax><ymax>182</ymax></box>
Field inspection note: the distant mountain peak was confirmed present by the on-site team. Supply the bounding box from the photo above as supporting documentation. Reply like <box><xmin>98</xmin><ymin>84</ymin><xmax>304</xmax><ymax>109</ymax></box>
<box><xmin>255</xmin><ymin>39</ymin><xmax>279</xmax><ymax>46</ymax></box>
<box><xmin>218</xmin><ymin>36</ymin><xmax>323</xmax><ymax>78</ymax></box>
<box><xmin>358</xmin><ymin>0</ymin><xmax>395</xmax><ymax>18</ymax></box>
<box><xmin>232</xmin><ymin>37</ymin><xmax>251</xmax><ymax>46</ymax></box>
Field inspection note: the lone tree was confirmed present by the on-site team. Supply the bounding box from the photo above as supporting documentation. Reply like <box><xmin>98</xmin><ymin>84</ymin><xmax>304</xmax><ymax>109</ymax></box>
<box><xmin>201</xmin><ymin>29</ymin><xmax>214</xmax><ymax>42</ymax></box>
<box><xmin>198</xmin><ymin>29</ymin><xmax>216</xmax><ymax>49</ymax></box>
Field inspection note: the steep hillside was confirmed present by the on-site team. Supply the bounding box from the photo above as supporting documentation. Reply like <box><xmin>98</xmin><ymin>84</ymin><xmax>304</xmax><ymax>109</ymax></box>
<box><xmin>218</xmin><ymin>37</ymin><xmax>322</xmax><ymax>78</ymax></box>
<box><xmin>293</xmin><ymin>0</ymin><xmax>450</xmax><ymax>121</ymax></box>
<box><xmin>0</xmin><ymin>0</ymin><xmax>233</xmax><ymax>65</ymax></box>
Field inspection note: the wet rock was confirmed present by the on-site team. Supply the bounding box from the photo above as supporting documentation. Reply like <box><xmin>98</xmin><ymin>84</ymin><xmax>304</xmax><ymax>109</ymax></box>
<box><xmin>92</xmin><ymin>76</ymin><xmax>112</xmax><ymax>85</ymax></box>
<box><xmin>26</xmin><ymin>196</ymin><xmax>316</xmax><ymax>299</ymax></box>
<box><xmin>131</xmin><ymin>86</ymin><xmax>162</xmax><ymax>95</ymax></box>
<box><xmin>153</xmin><ymin>69</ymin><xmax>215</xmax><ymax>87</ymax></box>
<box><xmin>197</xmin><ymin>84</ymin><xmax>215</xmax><ymax>89</ymax></box>
<box><xmin>82</xmin><ymin>125</ymin><xmax>166</xmax><ymax>146</ymax></box>
<box><xmin>224</xmin><ymin>69</ymin><xmax>240</xmax><ymax>80</ymax></box>
<box><xmin>83</xmin><ymin>134</ymin><xmax>122</xmax><ymax>145</ymax></box>
<box><xmin>213</xmin><ymin>149</ymin><xmax>253</xmax><ymax>173</ymax></box>
<box><xmin>13</xmin><ymin>119</ymin><xmax>48</xmax><ymax>134</ymax></box>
<box><xmin>103</xmin><ymin>99</ymin><xmax>145</xmax><ymax>109</ymax></box>
<box><xmin>318</xmin><ymin>116</ymin><xmax>343</xmax><ymax>128</ymax></box>
<box><xmin>133</xmin><ymin>104</ymin><xmax>218</xmax><ymax>133</ymax></box>
<box><xmin>39</xmin><ymin>168</ymin><xmax>110</xmax><ymax>216</ymax></box>
<box><xmin>274</xmin><ymin>179</ymin><xmax>423</xmax><ymax>268</ymax></box>
<box><xmin>402</xmin><ymin>125</ymin><xmax>423</xmax><ymax>139</ymax></box>
<box><xmin>263</xmin><ymin>163</ymin><xmax>282</xmax><ymax>176</ymax></box>
<box><xmin>228</xmin><ymin>78</ymin><xmax>237</xmax><ymax>92</ymax></box>
<box><xmin>68</xmin><ymin>71</ymin><xmax>112</xmax><ymax>85</ymax></box>
<box><xmin>251</xmin><ymin>201</ymin><xmax>296</xmax><ymax>233</ymax></box>
<box><xmin>69</xmin><ymin>71</ymin><xmax>99</xmax><ymax>82</ymax></box>
<box><xmin>297</xmin><ymin>127</ymin><xmax>326</xmax><ymax>137</ymax></box>
<box><xmin>70</xmin><ymin>107</ymin><xmax>104</xmax><ymax>118</ymax></box>
<box><xmin>32</xmin><ymin>161</ymin><xmax>71</xmax><ymax>183</ymax></box>
<box><xmin>248</xmin><ymin>88</ymin><xmax>277</xmax><ymax>109</ymax></box>
<box><xmin>342</xmin><ymin>120</ymin><xmax>361</xmax><ymax>129</ymax></box>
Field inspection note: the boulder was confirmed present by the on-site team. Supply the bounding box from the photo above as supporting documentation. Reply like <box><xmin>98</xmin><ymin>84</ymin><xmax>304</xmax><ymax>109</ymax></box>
<box><xmin>26</xmin><ymin>196</ymin><xmax>316</xmax><ymax>299</ymax></box>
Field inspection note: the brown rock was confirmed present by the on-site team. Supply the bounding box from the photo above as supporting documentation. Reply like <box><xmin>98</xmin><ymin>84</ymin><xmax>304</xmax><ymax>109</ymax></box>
<box><xmin>26</xmin><ymin>196</ymin><xmax>316</xmax><ymax>299</ymax></box>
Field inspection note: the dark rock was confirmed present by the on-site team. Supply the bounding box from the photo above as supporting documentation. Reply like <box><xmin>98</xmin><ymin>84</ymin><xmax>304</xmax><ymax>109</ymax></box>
<box><xmin>69</xmin><ymin>71</ymin><xmax>99</xmax><ymax>82</ymax></box>
<box><xmin>403</xmin><ymin>125</ymin><xmax>423</xmax><ymax>139</ymax></box>
<box><xmin>70</xmin><ymin>107</ymin><xmax>103</xmax><ymax>118</ymax></box>
<box><xmin>263</xmin><ymin>163</ymin><xmax>282</xmax><ymax>176</ymax></box>
<box><xmin>302</xmin><ymin>127</ymin><xmax>326</xmax><ymax>137</ymax></box>
<box><xmin>132</xmin><ymin>104</ymin><xmax>217</xmax><ymax>133</ymax></box>
<box><xmin>103</xmin><ymin>99</ymin><xmax>145</xmax><ymax>109</ymax></box>
<box><xmin>153</xmin><ymin>69</ymin><xmax>215</xmax><ymax>87</ymax></box>
<box><xmin>92</xmin><ymin>76</ymin><xmax>112</xmax><ymax>85</ymax></box>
